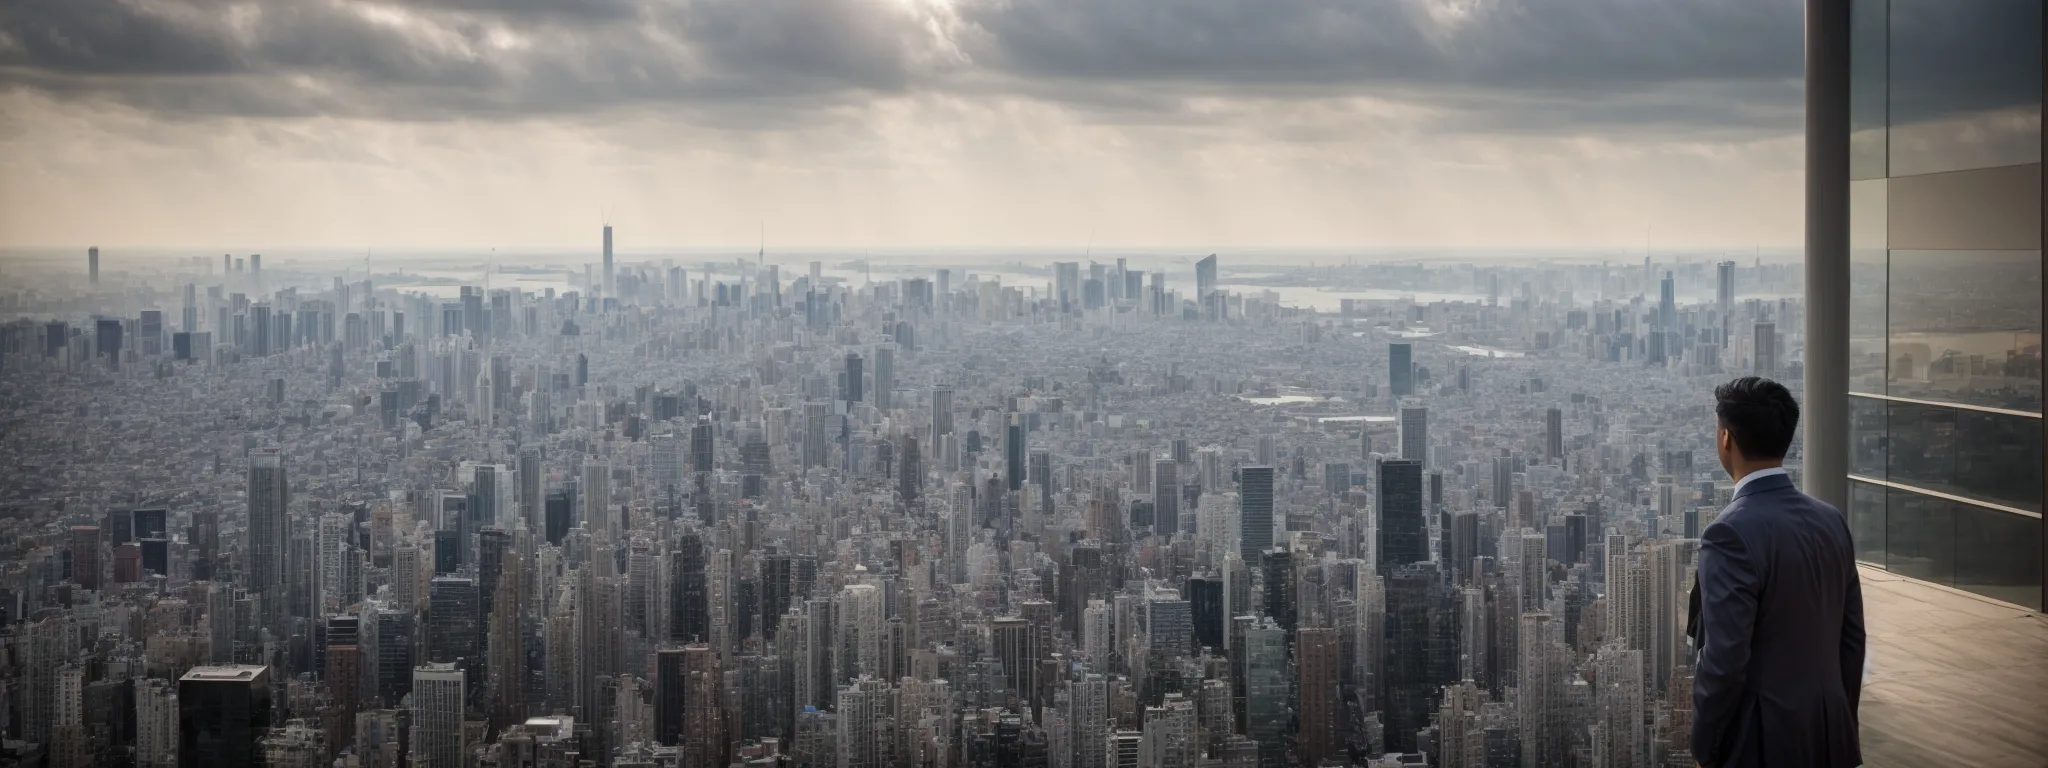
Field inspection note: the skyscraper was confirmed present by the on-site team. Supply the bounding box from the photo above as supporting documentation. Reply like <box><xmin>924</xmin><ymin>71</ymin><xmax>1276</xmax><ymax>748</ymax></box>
<box><xmin>692</xmin><ymin>415</ymin><xmax>715</xmax><ymax>474</ymax></box>
<box><xmin>1195</xmin><ymin>253</ymin><xmax>1218</xmax><ymax>318</ymax></box>
<box><xmin>873</xmin><ymin>345</ymin><xmax>894</xmax><ymax>411</ymax></box>
<box><xmin>1399</xmin><ymin>406</ymin><xmax>1428</xmax><ymax>465</ymax></box>
<box><xmin>655</xmin><ymin>647</ymin><xmax>689</xmax><ymax>745</ymax></box>
<box><xmin>1296</xmin><ymin>627</ymin><xmax>1341</xmax><ymax>766</ymax></box>
<box><xmin>412</xmin><ymin>663</ymin><xmax>465</xmax><ymax>768</ymax></box>
<box><xmin>1753</xmin><ymin>321</ymin><xmax>1776</xmax><ymax>378</ymax></box>
<box><xmin>1005</xmin><ymin>414</ymin><xmax>1026</xmax><ymax>492</ymax></box>
<box><xmin>1544</xmin><ymin>407</ymin><xmax>1564</xmax><ymax>462</ymax></box>
<box><xmin>1237</xmin><ymin>466</ymin><xmax>1273</xmax><ymax>561</ymax></box>
<box><xmin>1153</xmin><ymin>458</ymin><xmax>1179</xmax><ymax>537</ymax></box>
<box><xmin>427</xmin><ymin>577</ymin><xmax>480</xmax><ymax>694</ymax></box>
<box><xmin>1518</xmin><ymin>612</ymin><xmax>1565</xmax><ymax>767</ymax></box>
<box><xmin>1384</xmin><ymin>562</ymin><xmax>1455</xmax><ymax>752</ymax></box>
<box><xmin>245</xmin><ymin>449</ymin><xmax>288</xmax><ymax>628</ymax></box>
<box><xmin>930</xmin><ymin>384</ymin><xmax>954</xmax><ymax>447</ymax></box>
<box><xmin>582</xmin><ymin>458</ymin><xmax>611</xmax><ymax>540</ymax></box>
<box><xmin>602</xmin><ymin>224</ymin><xmax>614</xmax><ymax>298</ymax></box>
<box><xmin>1389</xmin><ymin>342</ymin><xmax>1413</xmax><ymax>396</ymax></box>
<box><xmin>1716</xmin><ymin>260</ymin><xmax>1736</xmax><ymax>346</ymax></box>
<box><xmin>88</xmin><ymin>246</ymin><xmax>99</xmax><ymax>285</ymax></box>
<box><xmin>844</xmin><ymin>351</ymin><xmax>864</xmax><ymax>404</ymax></box>
<box><xmin>1378</xmin><ymin>459</ymin><xmax>1426</xmax><ymax>575</ymax></box>
<box><xmin>178</xmin><ymin>665</ymin><xmax>270</xmax><ymax>768</ymax></box>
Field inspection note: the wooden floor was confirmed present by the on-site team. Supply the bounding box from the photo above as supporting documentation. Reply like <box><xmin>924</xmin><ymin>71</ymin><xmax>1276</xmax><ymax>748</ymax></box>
<box><xmin>1857</xmin><ymin>566</ymin><xmax>2048</xmax><ymax>767</ymax></box>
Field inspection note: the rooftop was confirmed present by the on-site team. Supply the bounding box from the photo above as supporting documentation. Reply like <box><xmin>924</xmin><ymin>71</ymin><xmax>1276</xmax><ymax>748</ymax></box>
<box><xmin>1859</xmin><ymin>565</ymin><xmax>2048</xmax><ymax>767</ymax></box>
<box><xmin>179</xmin><ymin>664</ymin><xmax>267</xmax><ymax>681</ymax></box>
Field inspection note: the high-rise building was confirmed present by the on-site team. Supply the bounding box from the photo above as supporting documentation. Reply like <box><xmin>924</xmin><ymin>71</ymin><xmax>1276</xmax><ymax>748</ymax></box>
<box><xmin>427</xmin><ymin>577</ymin><xmax>480</xmax><ymax>693</ymax></box>
<box><xmin>844</xmin><ymin>351</ymin><xmax>864</xmax><ymax>404</ymax></box>
<box><xmin>1716</xmin><ymin>260</ymin><xmax>1736</xmax><ymax>346</ymax></box>
<box><xmin>1399</xmin><ymin>406</ymin><xmax>1428</xmax><ymax>466</ymax></box>
<box><xmin>692</xmin><ymin>416</ymin><xmax>715</xmax><ymax>474</ymax></box>
<box><xmin>930</xmin><ymin>384</ymin><xmax>954</xmax><ymax>447</ymax></box>
<box><xmin>1153</xmin><ymin>458</ymin><xmax>1179</xmax><ymax>536</ymax></box>
<box><xmin>178</xmin><ymin>665</ymin><xmax>270</xmax><ymax>768</ymax></box>
<box><xmin>602</xmin><ymin>224</ymin><xmax>614</xmax><ymax>298</ymax></box>
<box><xmin>412</xmin><ymin>663</ymin><xmax>465</xmax><ymax>768</ymax></box>
<box><xmin>1384</xmin><ymin>562</ymin><xmax>1454</xmax><ymax>753</ymax></box>
<box><xmin>67</xmin><ymin>525</ymin><xmax>99</xmax><ymax>590</ymax></box>
<box><xmin>1389</xmin><ymin>342</ymin><xmax>1414</xmax><ymax>396</ymax></box>
<box><xmin>245</xmin><ymin>449</ymin><xmax>288</xmax><ymax>628</ymax></box>
<box><xmin>88</xmin><ymin>246</ymin><xmax>99</xmax><ymax>285</ymax></box>
<box><xmin>873</xmin><ymin>345</ymin><xmax>894</xmax><ymax>410</ymax></box>
<box><xmin>1240</xmin><ymin>618</ymin><xmax>1289</xmax><ymax>767</ymax></box>
<box><xmin>137</xmin><ymin>677</ymin><xmax>178</xmax><ymax>768</ymax></box>
<box><xmin>1378</xmin><ymin>459</ymin><xmax>1426</xmax><ymax>575</ymax></box>
<box><xmin>1005</xmin><ymin>414</ymin><xmax>1026</xmax><ymax>493</ymax></box>
<box><xmin>581</xmin><ymin>458</ymin><xmax>611</xmax><ymax>541</ymax></box>
<box><xmin>1296</xmin><ymin>627</ymin><xmax>1341</xmax><ymax>766</ymax></box>
<box><xmin>1518</xmin><ymin>613</ymin><xmax>1565</xmax><ymax>767</ymax></box>
<box><xmin>1544</xmin><ymin>407</ymin><xmax>1564</xmax><ymax>462</ymax></box>
<box><xmin>1753</xmin><ymin>321</ymin><xmax>1777</xmax><ymax>378</ymax></box>
<box><xmin>1237</xmin><ymin>466</ymin><xmax>1273</xmax><ymax>560</ymax></box>
<box><xmin>837</xmin><ymin>676</ymin><xmax>895</xmax><ymax>768</ymax></box>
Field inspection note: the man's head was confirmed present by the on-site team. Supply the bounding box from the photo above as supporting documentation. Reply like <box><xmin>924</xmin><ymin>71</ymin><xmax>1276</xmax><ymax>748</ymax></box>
<box><xmin>1714</xmin><ymin>376</ymin><xmax>1799</xmax><ymax>478</ymax></box>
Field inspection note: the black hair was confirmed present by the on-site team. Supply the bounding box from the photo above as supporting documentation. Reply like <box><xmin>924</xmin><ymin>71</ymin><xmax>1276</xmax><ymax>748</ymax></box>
<box><xmin>1714</xmin><ymin>376</ymin><xmax>1799</xmax><ymax>461</ymax></box>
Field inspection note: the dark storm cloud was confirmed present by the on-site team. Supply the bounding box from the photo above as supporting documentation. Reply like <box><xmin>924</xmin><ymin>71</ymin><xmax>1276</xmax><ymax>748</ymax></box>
<box><xmin>0</xmin><ymin>0</ymin><xmax>1808</xmax><ymax>134</ymax></box>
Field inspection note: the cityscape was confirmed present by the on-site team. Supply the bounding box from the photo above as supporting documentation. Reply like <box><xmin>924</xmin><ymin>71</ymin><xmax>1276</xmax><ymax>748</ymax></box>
<box><xmin>0</xmin><ymin>1</ymin><xmax>2044</xmax><ymax>768</ymax></box>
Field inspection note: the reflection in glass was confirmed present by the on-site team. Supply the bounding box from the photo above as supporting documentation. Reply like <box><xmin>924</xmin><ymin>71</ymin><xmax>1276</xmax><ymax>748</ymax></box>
<box><xmin>1888</xmin><ymin>0</ymin><xmax>2043</xmax><ymax>176</ymax></box>
<box><xmin>1850</xmin><ymin>0</ymin><xmax>1887</xmax><ymax>180</ymax></box>
<box><xmin>1954</xmin><ymin>503</ymin><xmax>2043</xmax><ymax>610</ymax></box>
<box><xmin>1849</xmin><ymin>395</ymin><xmax>1889</xmax><ymax>479</ymax></box>
<box><xmin>1849</xmin><ymin>479</ymin><xmax>1888</xmax><ymax>565</ymax></box>
<box><xmin>1886</xmin><ymin>250</ymin><xmax>2043</xmax><ymax>412</ymax></box>
<box><xmin>1884</xmin><ymin>486</ymin><xmax>1955</xmax><ymax>586</ymax></box>
<box><xmin>1849</xmin><ymin>180</ymin><xmax>1887</xmax><ymax>393</ymax></box>
<box><xmin>1886</xmin><ymin>401</ymin><xmax>2043</xmax><ymax>512</ymax></box>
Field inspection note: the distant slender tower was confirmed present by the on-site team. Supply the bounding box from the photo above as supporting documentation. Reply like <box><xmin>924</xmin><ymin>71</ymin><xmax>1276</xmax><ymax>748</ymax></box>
<box><xmin>1716</xmin><ymin>260</ymin><xmax>1737</xmax><ymax>347</ymax></box>
<box><xmin>1754</xmin><ymin>322</ymin><xmax>1778</xmax><ymax>378</ymax></box>
<box><xmin>245</xmin><ymin>450</ymin><xmax>288</xmax><ymax>630</ymax></box>
<box><xmin>602</xmin><ymin>224</ymin><xmax>614</xmax><ymax>298</ymax></box>
<box><xmin>88</xmin><ymin>247</ymin><xmax>99</xmax><ymax>285</ymax></box>
<box><xmin>250</xmin><ymin>254</ymin><xmax>262</xmax><ymax>290</ymax></box>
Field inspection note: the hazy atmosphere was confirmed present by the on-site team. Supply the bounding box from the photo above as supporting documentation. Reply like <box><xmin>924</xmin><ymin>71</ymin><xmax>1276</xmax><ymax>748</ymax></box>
<box><xmin>0</xmin><ymin>0</ymin><xmax>1804</xmax><ymax>250</ymax></box>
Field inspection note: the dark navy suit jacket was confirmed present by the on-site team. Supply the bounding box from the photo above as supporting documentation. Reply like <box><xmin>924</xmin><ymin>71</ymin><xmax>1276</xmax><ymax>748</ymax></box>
<box><xmin>1690</xmin><ymin>471</ymin><xmax>1865</xmax><ymax>768</ymax></box>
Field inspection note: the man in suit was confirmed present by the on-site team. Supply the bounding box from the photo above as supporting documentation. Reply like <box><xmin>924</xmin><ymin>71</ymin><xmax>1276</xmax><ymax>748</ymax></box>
<box><xmin>1691</xmin><ymin>377</ymin><xmax>1864</xmax><ymax>767</ymax></box>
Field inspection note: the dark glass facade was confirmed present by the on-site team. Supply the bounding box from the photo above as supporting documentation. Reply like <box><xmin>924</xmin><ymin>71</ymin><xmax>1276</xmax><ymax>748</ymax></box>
<box><xmin>1844</xmin><ymin>0</ymin><xmax>2044</xmax><ymax>610</ymax></box>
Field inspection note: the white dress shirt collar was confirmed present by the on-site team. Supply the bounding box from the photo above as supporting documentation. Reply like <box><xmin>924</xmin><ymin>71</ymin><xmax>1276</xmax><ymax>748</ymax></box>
<box><xmin>1733</xmin><ymin>466</ymin><xmax>1788</xmax><ymax>497</ymax></box>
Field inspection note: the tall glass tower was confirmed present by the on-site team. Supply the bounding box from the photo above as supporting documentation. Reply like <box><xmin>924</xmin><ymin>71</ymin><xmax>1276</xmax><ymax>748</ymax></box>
<box><xmin>1814</xmin><ymin>0</ymin><xmax>2044</xmax><ymax>610</ymax></box>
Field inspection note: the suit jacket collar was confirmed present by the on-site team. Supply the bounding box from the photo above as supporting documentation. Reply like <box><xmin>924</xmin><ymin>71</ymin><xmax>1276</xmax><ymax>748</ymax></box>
<box><xmin>1732</xmin><ymin>469</ymin><xmax>1794</xmax><ymax>500</ymax></box>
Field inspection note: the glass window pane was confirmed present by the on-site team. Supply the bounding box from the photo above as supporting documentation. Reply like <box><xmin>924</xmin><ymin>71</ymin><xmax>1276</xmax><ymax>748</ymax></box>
<box><xmin>1850</xmin><ymin>0</ymin><xmax>1889</xmax><ymax>180</ymax></box>
<box><xmin>1884</xmin><ymin>486</ymin><xmax>1955</xmax><ymax>587</ymax></box>
<box><xmin>1850</xmin><ymin>479</ymin><xmax>1888</xmax><ymax>565</ymax></box>
<box><xmin>1888</xmin><ymin>0</ymin><xmax>2043</xmax><ymax>176</ymax></box>
<box><xmin>1886</xmin><ymin>164</ymin><xmax>2041</xmax><ymax>251</ymax></box>
<box><xmin>1850</xmin><ymin>396</ymin><xmax>1889</xmax><ymax>479</ymax></box>
<box><xmin>1850</xmin><ymin>180</ymin><xmax>1888</xmax><ymax>393</ymax></box>
<box><xmin>1886</xmin><ymin>401</ymin><xmax>2043</xmax><ymax>512</ymax></box>
<box><xmin>1953</xmin><ymin>503</ymin><xmax>2042</xmax><ymax>610</ymax></box>
<box><xmin>1886</xmin><ymin>250</ymin><xmax>2043</xmax><ymax>413</ymax></box>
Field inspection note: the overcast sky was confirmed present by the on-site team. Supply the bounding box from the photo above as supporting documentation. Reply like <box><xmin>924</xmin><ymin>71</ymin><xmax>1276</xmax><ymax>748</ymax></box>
<box><xmin>0</xmin><ymin>0</ymin><xmax>1804</xmax><ymax>251</ymax></box>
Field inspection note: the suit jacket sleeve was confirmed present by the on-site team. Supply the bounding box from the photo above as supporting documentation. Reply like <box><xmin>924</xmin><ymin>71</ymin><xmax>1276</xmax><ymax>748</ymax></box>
<box><xmin>1840</xmin><ymin>555</ymin><xmax>1866</xmax><ymax>717</ymax></box>
<box><xmin>1691</xmin><ymin>520</ymin><xmax>1759</xmax><ymax>767</ymax></box>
